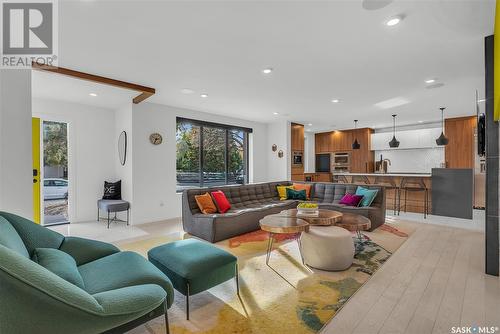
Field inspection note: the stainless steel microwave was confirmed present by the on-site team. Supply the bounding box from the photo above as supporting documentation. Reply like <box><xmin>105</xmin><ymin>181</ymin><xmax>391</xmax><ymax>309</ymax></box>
<box><xmin>292</xmin><ymin>151</ymin><xmax>303</xmax><ymax>167</ymax></box>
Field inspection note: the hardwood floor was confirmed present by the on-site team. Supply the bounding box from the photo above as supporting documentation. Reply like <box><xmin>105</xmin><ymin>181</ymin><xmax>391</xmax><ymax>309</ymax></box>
<box><xmin>321</xmin><ymin>223</ymin><xmax>500</xmax><ymax>334</ymax></box>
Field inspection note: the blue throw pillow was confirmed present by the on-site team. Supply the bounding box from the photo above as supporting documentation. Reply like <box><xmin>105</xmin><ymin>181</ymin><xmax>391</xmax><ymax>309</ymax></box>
<box><xmin>355</xmin><ymin>186</ymin><xmax>379</xmax><ymax>207</ymax></box>
<box><xmin>286</xmin><ymin>188</ymin><xmax>307</xmax><ymax>200</ymax></box>
<box><xmin>32</xmin><ymin>248</ymin><xmax>85</xmax><ymax>289</ymax></box>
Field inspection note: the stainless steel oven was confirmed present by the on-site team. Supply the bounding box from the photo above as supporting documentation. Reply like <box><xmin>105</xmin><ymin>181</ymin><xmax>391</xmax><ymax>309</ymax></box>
<box><xmin>292</xmin><ymin>151</ymin><xmax>303</xmax><ymax>167</ymax></box>
<box><xmin>333</xmin><ymin>152</ymin><xmax>350</xmax><ymax>165</ymax></box>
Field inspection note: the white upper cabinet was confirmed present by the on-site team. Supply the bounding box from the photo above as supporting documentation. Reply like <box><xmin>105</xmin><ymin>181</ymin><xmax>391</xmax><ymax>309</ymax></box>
<box><xmin>370</xmin><ymin>128</ymin><xmax>442</xmax><ymax>150</ymax></box>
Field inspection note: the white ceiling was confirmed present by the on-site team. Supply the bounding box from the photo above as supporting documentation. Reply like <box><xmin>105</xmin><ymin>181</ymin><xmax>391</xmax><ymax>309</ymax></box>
<box><xmin>40</xmin><ymin>0</ymin><xmax>494</xmax><ymax>130</ymax></box>
<box><xmin>32</xmin><ymin>70</ymin><xmax>137</xmax><ymax>110</ymax></box>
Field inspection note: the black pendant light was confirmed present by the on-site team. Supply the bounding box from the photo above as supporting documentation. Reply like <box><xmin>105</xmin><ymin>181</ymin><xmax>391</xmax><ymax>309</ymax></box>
<box><xmin>389</xmin><ymin>114</ymin><xmax>400</xmax><ymax>148</ymax></box>
<box><xmin>352</xmin><ymin>120</ymin><xmax>361</xmax><ymax>149</ymax></box>
<box><xmin>436</xmin><ymin>107</ymin><xmax>449</xmax><ymax>146</ymax></box>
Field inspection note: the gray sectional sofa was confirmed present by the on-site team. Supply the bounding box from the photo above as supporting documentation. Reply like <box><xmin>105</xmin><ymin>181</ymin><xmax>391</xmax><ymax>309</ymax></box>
<box><xmin>182</xmin><ymin>181</ymin><xmax>386</xmax><ymax>243</ymax></box>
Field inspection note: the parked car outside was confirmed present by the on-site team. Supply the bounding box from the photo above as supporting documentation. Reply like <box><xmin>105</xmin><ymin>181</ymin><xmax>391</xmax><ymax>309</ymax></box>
<box><xmin>43</xmin><ymin>178</ymin><xmax>68</xmax><ymax>200</ymax></box>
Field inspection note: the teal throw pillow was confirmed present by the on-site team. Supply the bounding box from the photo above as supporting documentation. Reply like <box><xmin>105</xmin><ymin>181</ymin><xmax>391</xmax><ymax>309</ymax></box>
<box><xmin>286</xmin><ymin>188</ymin><xmax>307</xmax><ymax>200</ymax></box>
<box><xmin>355</xmin><ymin>186</ymin><xmax>379</xmax><ymax>207</ymax></box>
<box><xmin>32</xmin><ymin>248</ymin><xmax>85</xmax><ymax>289</ymax></box>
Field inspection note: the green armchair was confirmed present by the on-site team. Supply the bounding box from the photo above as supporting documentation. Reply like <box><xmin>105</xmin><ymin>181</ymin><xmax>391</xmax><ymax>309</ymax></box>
<box><xmin>0</xmin><ymin>211</ymin><xmax>174</xmax><ymax>334</ymax></box>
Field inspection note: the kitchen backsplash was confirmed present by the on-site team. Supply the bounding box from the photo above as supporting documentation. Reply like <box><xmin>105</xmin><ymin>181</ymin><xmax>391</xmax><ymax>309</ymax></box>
<box><xmin>374</xmin><ymin>148</ymin><xmax>445</xmax><ymax>173</ymax></box>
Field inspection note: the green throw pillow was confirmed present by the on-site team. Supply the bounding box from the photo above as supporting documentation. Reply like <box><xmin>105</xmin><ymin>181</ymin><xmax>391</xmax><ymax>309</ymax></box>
<box><xmin>32</xmin><ymin>248</ymin><xmax>85</xmax><ymax>289</ymax></box>
<box><xmin>286</xmin><ymin>188</ymin><xmax>307</xmax><ymax>200</ymax></box>
<box><xmin>355</xmin><ymin>186</ymin><xmax>378</xmax><ymax>207</ymax></box>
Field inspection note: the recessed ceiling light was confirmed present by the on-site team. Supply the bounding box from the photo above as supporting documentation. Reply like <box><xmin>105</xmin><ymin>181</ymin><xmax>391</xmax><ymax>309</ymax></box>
<box><xmin>477</xmin><ymin>98</ymin><xmax>486</xmax><ymax>103</ymax></box>
<box><xmin>308</xmin><ymin>123</ymin><xmax>313</xmax><ymax>126</ymax></box>
<box><xmin>418</xmin><ymin>120</ymin><xmax>424</xmax><ymax>123</ymax></box>
<box><xmin>262</xmin><ymin>68</ymin><xmax>273</xmax><ymax>74</ymax></box>
<box><xmin>89</xmin><ymin>93</ymin><xmax>97</xmax><ymax>97</ymax></box>
<box><xmin>181</xmin><ymin>88</ymin><xmax>194</xmax><ymax>94</ymax></box>
<box><xmin>200</xmin><ymin>93</ymin><xmax>208</xmax><ymax>98</ymax></box>
<box><xmin>386</xmin><ymin>15</ymin><xmax>403</xmax><ymax>26</ymax></box>
<box><xmin>331</xmin><ymin>99</ymin><xmax>340</xmax><ymax>103</ymax></box>
<box><xmin>273</xmin><ymin>112</ymin><xmax>279</xmax><ymax>115</ymax></box>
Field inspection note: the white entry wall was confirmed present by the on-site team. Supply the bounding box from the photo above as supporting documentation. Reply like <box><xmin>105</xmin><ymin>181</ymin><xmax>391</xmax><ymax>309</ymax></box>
<box><xmin>0</xmin><ymin>70</ymin><xmax>33</xmax><ymax>219</ymax></box>
<box><xmin>32</xmin><ymin>98</ymin><xmax>116</xmax><ymax>223</ymax></box>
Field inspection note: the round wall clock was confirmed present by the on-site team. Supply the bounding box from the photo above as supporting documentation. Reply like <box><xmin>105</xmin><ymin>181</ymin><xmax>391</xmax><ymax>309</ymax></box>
<box><xmin>149</xmin><ymin>133</ymin><xmax>163</xmax><ymax>145</ymax></box>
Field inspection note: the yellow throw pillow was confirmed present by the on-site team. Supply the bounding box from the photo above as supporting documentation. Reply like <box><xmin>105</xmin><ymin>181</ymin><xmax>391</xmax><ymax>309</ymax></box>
<box><xmin>194</xmin><ymin>192</ymin><xmax>217</xmax><ymax>214</ymax></box>
<box><xmin>277</xmin><ymin>185</ymin><xmax>294</xmax><ymax>200</ymax></box>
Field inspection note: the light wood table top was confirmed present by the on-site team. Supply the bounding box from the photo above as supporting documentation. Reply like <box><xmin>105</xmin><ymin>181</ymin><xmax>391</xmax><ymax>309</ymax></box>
<box><xmin>277</xmin><ymin>209</ymin><xmax>343</xmax><ymax>226</ymax></box>
<box><xmin>259</xmin><ymin>215</ymin><xmax>309</xmax><ymax>234</ymax></box>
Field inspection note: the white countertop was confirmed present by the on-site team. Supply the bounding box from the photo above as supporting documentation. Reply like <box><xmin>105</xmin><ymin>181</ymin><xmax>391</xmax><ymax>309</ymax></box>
<box><xmin>333</xmin><ymin>172</ymin><xmax>432</xmax><ymax>177</ymax></box>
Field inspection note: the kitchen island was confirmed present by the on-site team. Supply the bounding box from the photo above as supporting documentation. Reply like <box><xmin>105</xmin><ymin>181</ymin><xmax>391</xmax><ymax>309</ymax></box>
<box><xmin>332</xmin><ymin>172</ymin><xmax>431</xmax><ymax>214</ymax></box>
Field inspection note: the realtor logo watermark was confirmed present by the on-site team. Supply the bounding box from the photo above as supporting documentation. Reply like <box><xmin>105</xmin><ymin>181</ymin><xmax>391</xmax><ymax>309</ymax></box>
<box><xmin>1</xmin><ymin>0</ymin><xmax>58</xmax><ymax>68</ymax></box>
<box><xmin>451</xmin><ymin>326</ymin><xmax>500</xmax><ymax>333</ymax></box>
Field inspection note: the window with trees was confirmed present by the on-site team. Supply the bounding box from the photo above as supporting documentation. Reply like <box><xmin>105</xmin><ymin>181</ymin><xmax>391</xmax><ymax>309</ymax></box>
<box><xmin>176</xmin><ymin>118</ymin><xmax>250</xmax><ymax>191</ymax></box>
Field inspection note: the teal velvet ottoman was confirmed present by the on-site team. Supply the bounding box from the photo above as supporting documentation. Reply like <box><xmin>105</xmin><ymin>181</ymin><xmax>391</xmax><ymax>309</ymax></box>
<box><xmin>148</xmin><ymin>238</ymin><xmax>239</xmax><ymax>320</ymax></box>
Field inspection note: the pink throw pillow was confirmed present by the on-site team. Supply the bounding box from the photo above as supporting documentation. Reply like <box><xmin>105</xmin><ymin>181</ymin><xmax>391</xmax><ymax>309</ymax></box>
<box><xmin>339</xmin><ymin>193</ymin><xmax>364</xmax><ymax>207</ymax></box>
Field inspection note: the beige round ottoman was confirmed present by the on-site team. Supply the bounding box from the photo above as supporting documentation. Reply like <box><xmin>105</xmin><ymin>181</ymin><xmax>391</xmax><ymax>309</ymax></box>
<box><xmin>300</xmin><ymin>226</ymin><xmax>355</xmax><ymax>271</ymax></box>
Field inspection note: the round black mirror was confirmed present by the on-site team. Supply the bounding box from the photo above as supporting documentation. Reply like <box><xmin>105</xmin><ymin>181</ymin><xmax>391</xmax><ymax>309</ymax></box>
<box><xmin>118</xmin><ymin>131</ymin><xmax>127</xmax><ymax>166</ymax></box>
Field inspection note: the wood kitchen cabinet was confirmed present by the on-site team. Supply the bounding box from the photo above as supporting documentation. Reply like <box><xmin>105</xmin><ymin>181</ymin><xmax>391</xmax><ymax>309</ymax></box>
<box><xmin>315</xmin><ymin>132</ymin><xmax>330</xmax><ymax>153</ymax></box>
<box><xmin>350</xmin><ymin>128</ymin><xmax>374</xmax><ymax>173</ymax></box>
<box><xmin>315</xmin><ymin>128</ymin><xmax>374</xmax><ymax>173</ymax></box>
<box><xmin>291</xmin><ymin>123</ymin><xmax>304</xmax><ymax>151</ymax></box>
<box><xmin>291</xmin><ymin>123</ymin><xmax>305</xmax><ymax>180</ymax></box>
<box><xmin>444</xmin><ymin>116</ymin><xmax>476</xmax><ymax>169</ymax></box>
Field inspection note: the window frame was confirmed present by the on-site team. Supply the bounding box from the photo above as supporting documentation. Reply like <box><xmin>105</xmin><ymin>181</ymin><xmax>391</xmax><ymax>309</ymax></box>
<box><xmin>176</xmin><ymin>117</ymin><xmax>251</xmax><ymax>191</ymax></box>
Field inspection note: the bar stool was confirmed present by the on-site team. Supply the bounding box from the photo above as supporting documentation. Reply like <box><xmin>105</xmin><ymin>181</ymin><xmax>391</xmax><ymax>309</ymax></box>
<box><xmin>336</xmin><ymin>175</ymin><xmax>349</xmax><ymax>183</ymax></box>
<box><xmin>374</xmin><ymin>175</ymin><xmax>399</xmax><ymax>215</ymax></box>
<box><xmin>351</xmin><ymin>175</ymin><xmax>370</xmax><ymax>185</ymax></box>
<box><xmin>398</xmin><ymin>177</ymin><xmax>428</xmax><ymax>219</ymax></box>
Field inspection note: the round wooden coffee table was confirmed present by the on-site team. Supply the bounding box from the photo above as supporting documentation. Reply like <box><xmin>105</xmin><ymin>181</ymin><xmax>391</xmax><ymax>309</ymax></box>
<box><xmin>260</xmin><ymin>215</ymin><xmax>309</xmax><ymax>265</ymax></box>
<box><xmin>335</xmin><ymin>213</ymin><xmax>371</xmax><ymax>251</ymax></box>
<box><xmin>278</xmin><ymin>209</ymin><xmax>343</xmax><ymax>226</ymax></box>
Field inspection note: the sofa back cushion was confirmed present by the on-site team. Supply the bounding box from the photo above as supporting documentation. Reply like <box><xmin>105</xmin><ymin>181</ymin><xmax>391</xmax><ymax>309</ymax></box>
<box><xmin>32</xmin><ymin>248</ymin><xmax>85</xmax><ymax>289</ymax></box>
<box><xmin>0</xmin><ymin>216</ymin><xmax>29</xmax><ymax>258</ymax></box>
<box><xmin>311</xmin><ymin>183</ymin><xmax>383</xmax><ymax>206</ymax></box>
<box><xmin>0</xmin><ymin>212</ymin><xmax>65</xmax><ymax>256</ymax></box>
<box><xmin>185</xmin><ymin>181</ymin><xmax>289</xmax><ymax>214</ymax></box>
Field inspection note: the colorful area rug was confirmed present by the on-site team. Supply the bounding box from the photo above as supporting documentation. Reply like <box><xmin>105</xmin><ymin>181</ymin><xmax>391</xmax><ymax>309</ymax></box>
<box><xmin>119</xmin><ymin>221</ymin><xmax>415</xmax><ymax>334</ymax></box>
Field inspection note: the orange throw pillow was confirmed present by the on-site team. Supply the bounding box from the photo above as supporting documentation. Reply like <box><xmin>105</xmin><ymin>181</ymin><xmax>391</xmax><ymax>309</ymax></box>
<box><xmin>195</xmin><ymin>192</ymin><xmax>217</xmax><ymax>214</ymax></box>
<box><xmin>293</xmin><ymin>183</ymin><xmax>312</xmax><ymax>199</ymax></box>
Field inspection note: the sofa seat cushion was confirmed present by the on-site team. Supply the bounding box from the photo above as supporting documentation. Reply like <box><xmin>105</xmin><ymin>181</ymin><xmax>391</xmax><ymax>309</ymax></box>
<box><xmin>32</xmin><ymin>248</ymin><xmax>85</xmax><ymax>289</ymax></box>
<box><xmin>148</xmin><ymin>239</ymin><xmax>237</xmax><ymax>296</ymax></box>
<box><xmin>78</xmin><ymin>251</ymin><xmax>174</xmax><ymax>307</ymax></box>
<box><xmin>0</xmin><ymin>216</ymin><xmax>29</xmax><ymax>258</ymax></box>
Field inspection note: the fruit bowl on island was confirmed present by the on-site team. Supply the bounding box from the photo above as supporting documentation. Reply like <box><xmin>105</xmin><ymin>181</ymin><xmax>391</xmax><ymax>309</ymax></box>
<box><xmin>297</xmin><ymin>202</ymin><xmax>319</xmax><ymax>217</ymax></box>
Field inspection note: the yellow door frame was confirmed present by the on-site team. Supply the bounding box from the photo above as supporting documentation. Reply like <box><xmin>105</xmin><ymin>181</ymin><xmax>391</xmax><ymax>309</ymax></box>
<box><xmin>32</xmin><ymin>117</ymin><xmax>41</xmax><ymax>224</ymax></box>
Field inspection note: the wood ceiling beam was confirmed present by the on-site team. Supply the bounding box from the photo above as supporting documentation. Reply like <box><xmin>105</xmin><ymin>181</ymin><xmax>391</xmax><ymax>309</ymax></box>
<box><xmin>31</xmin><ymin>62</ymin><xmax>155</xmax><ymax>104</ymax></box>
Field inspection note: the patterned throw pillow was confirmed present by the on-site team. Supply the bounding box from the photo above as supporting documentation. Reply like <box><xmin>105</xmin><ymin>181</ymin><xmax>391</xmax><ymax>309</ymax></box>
<box><xmin>355</xmin><ymin>186</ymin><xmax>379</xmax><ymax>207</ymax></box>
<box><xmin>286</xmin><ymin>188</ymin><xmax>307</xmax><ymax>200</ymax></box>
<box><xmin>103</xmin><ymin>180</ymin><xmax>121</xmax><ymax>200</ymax></box>
<box><xmin>293</xmin><ymin>183</ymin><xmax>312</xmax><ymax>199</ymax></box>
<box><xmin>195</xmin><ymin>192</ymin><xmax>217</xmax><ymax>214</ymax></box>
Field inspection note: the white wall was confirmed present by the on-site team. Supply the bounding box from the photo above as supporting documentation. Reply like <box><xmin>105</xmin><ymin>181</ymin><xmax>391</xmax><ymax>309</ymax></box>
<box><xmin>0</xmin><ymin>70</ymin><xmax>33</xmax><ymax>218</ymax></box>
<box><xmin>129</xmin><ymin>102</ymin><xmax>269</xmax><ymax>224</ymax></box>
<box><xmin>267</xmin><ymin>120</ymin><xmax>291</xmax><ymax>181</ymax></box>
<box><xmin>114</xmin><ymin>103</ymin><xmax>133</xmax><ymax>209</ymax></box>
<box><xmin>304</xmin><ymin>131</ymin><xmax>315</xmax><ymax>173</ymax></box>
<box><xmin>373</xmin><ymin>148</ymin><xmax>445</xmax><ymax>173</ymax></box>
<box><xmin>32</xmin><ymin>98</ymin><xmax>116</xmax><ymax>223</ymax></box>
